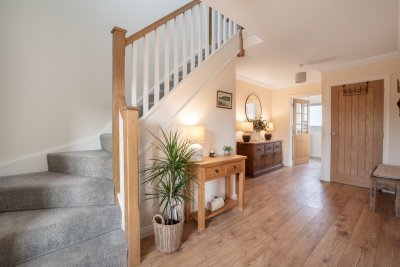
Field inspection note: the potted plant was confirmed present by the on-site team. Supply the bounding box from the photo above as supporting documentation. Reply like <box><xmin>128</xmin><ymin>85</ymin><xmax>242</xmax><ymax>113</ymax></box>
<box><xmin>251</xmin><ymin>117</ymin><xmax>267</xmax><ymax>132</ymax></box>
<box><xmin>222</xmin><ymin>146</ymin><xmax>233</xmax><ymax>155</ymax></box>
<box><xmin>141</xmin><ymin>129</ymin><xmax>196</xmax><ymax>253</ymax></box>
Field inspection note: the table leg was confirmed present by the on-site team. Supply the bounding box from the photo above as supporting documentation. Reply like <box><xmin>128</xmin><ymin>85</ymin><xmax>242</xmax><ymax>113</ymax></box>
<box><xmin>370</xmin><ymin>178</ymin><xmax>377</xmax><ymax>212</ymax></box>
<box><xmin>198</xmin><ymin>176</ymin><xmax>205</xmax><ymax>231</ymax></box>
<box><xmin>238</xmin><ymin>170</ymin><xmax>245</xmax><ymax>211</ymax></box>
<box><xmin>225</xmin><ymin>175</ymin><xmax>231</xmax><ymax>200</ymax></box>
<box><xmin>184</xmin><ymin>180</ymin><xmax>191</xmax><ymax>223</ymax></box>
<box><xmin>395</xmin><ymin>182</ymin><xmax>400</xmax><ymax>217</ymax></box>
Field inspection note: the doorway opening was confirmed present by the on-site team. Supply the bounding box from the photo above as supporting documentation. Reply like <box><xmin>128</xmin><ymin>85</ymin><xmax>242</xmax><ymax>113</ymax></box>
<box><xmin>291</xmin><ymin>94</ymin><xmax>322</xmax><ymax>170</ymax></box>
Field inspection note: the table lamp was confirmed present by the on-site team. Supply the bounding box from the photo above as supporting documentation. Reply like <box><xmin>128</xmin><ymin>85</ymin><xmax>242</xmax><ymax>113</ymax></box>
<box><xmin>188</xmin><ymin>125</ymin><xmax>205</xmax><ymax>161</ymax></box>
<box><xmin>238</xmin><ymin>121</ymin><xmax>253</xmax><ymax>142</ymax></box>
<box><xmin>264</xmin><ymin>122</ymin><xmax>274</xmax><ymax>140</ymax></box>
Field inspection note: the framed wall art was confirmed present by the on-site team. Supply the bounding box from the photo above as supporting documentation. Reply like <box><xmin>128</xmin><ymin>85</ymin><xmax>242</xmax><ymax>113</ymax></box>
<box><xmin>216</xmin><ymin>90</ymin><xmax>232</xmax><ymax>109</ymax></box>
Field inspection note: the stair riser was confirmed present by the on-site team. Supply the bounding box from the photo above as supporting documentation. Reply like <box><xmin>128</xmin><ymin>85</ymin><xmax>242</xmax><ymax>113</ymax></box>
<box><xmin>47</xmin><ymin>153</ymin><xmax>112</xmax><ymax>179</ymax></box>
<box><xmin>17</xmin><ymin>230</ymin><xmax>127</xmax><ymax>267</ymax></box>
<box><xmin>0</xmin><ymin>206</ymin><xmax>121</xmax><ymax>266</ymax></box>
<box><xmin>100</xmin><ymin>134</ymin><xmax>112</xmax><ymax>154</ymax></box>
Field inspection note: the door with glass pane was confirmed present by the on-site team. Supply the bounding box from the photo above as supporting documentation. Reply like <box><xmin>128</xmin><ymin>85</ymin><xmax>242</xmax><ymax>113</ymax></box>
<box><xmin>293</xmin><ymin>99</ymin><xmax>310</xmax><ymax>165</ymax></box>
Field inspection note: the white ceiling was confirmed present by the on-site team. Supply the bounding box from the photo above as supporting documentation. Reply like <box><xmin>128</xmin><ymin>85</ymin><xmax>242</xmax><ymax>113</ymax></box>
<box><xmin>203</xmin><ymin>0</ymin><xmax>399</xmax><ymax>89</ymax></box>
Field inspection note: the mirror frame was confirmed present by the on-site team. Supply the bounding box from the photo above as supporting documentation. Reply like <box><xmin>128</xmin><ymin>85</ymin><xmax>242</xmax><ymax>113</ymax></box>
<box><xmin>245</xmin><ymin>94</ymin><xmax>262</xmax><ymax>121</ymax></box>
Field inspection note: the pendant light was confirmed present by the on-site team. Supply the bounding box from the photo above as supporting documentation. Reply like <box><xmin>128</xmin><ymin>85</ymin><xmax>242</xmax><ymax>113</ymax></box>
<box><xmin>295</xmin><ymin>64</ymin><xmax>306</xmax><ymax>83</ymax></box>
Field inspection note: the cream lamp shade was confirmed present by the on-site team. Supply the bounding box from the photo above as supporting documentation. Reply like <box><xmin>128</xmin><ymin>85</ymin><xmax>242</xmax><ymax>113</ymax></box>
<box><xmin>266</xmin><ymin>122</ymin><xmax>275</xmax><ymax>132</ymax></box>
<box><xmin>238</xmin><ymin>121</ymin><xmax>253</xmax><ymax>132</ymax></box>
<box><xmin>237</xmin><ymin>121</ymin><xmax>253</xmax><ymax>143</ymax></box>
<box><xmin>188</xmin><ymin>125</ymin><xmax>205</xmax><ymax>143</ymax></box>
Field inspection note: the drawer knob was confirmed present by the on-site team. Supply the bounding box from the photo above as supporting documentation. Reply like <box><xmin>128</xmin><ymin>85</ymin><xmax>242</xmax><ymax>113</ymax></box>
<box><xmin>214</xmin><ymin>169</ymin><xmax>219</xmax><ymax>174</ymax></box>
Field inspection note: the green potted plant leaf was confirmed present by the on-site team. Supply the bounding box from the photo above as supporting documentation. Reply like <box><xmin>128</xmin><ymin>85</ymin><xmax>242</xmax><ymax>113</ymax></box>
<box><xmin>140</xmin><ymin>128</ymin><xmax>196</xmax><ymax>253</ymax></box>
<box><xmin>222</xmin><ymin>146</ymin><xmax>233</xmax><ymax>156</ymax></box>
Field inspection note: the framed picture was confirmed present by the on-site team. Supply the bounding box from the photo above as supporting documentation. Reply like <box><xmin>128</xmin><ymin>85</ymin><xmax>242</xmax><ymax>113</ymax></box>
<box><xmin>216</xmin><ymin>90</ymin><xmax>232</xmax><ymax>109</ymax></box>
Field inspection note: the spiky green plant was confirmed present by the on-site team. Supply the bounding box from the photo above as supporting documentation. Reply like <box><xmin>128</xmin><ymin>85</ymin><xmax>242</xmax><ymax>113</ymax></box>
<box><xmin>141</xmin><ymin>128</ymin><xmax>196</xmax><ymax>224</ymax></box>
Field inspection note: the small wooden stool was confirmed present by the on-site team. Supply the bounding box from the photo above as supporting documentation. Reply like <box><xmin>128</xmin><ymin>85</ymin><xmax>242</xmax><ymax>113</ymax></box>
<box><xmin>370</xmin><ymin>164</ymin><xmax>400</xmax><ymax>217</ymax></box>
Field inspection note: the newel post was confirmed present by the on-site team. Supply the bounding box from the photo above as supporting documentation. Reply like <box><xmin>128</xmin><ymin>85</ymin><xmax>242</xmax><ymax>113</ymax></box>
<box><xmin>111</xmin><ymin>27</ymin><xmax>127</xmax><ymax>204</ymax></box>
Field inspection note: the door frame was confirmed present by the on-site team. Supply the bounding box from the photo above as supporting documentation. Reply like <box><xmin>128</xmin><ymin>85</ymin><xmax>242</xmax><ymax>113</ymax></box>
<box><xmin>288</xmin><ymin>93</ymin><xmax>321</xmax><ymax>167</ymax></box>
<box><xmin>322</xmin><ymin>74</ymin><xmax>390</xmax><ymax>182</ymax></box>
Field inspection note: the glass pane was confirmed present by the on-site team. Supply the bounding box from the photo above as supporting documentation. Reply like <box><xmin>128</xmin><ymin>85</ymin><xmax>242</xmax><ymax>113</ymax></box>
<box><xmin>296</xmin><ymin>103</ymin><xmax>301</xmax><ymax>113</ymax></box>
<box><xmin>302</xmin><ymin>104</ymin><xmax>308</xmax><ymax>114</ymax></box>
<box><xmin>296</xmin><ymin>124</ymin><xmax>301</xmax><ymax>134</ymax></box>
<box><xmin>296</xmin><ymin>114</ymin><xmax>301</xmax><ymax>124</ymax></box>
<box><xmin>302</xmin><ymin>113</ymin><xmax>308</xmax><ymax>122</ymax></box>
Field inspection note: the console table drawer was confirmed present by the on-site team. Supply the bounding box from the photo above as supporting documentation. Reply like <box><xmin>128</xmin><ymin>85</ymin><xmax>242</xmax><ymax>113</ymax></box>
<box><xmin>226</xmin><ymin>161</ymin><xmax>243</xmax><ymax>175</ymax></box>
<box><xmin>206</xmin><ymin>165</ymin><xmax>226</xmax><ymax>179</ymax></box>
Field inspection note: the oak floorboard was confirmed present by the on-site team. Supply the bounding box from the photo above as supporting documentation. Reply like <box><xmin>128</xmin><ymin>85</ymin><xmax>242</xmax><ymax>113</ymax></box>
<box><xmin>140</xmin><ymin>160</ymin><xmax>399</xmax><ymax>267</ymax></box>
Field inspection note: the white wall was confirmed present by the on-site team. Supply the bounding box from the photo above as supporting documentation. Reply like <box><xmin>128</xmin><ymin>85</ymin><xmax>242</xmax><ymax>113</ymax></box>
<box><xmin>321</xmin><ymin>57</ymin><xmax>400</xmax><ymax>181</ymax></box>
<box><xmin>139</xmin><ymin>59</ymin><xmax>237</xmax><ymax>237</ymax></box>
<box><xmin>310</xmin><ymin>126</ymin><xmax>322</xmax><ymax>158</ymax></box>
<box><xmin>271</xmin><ymin>84</ymin><xmax>322</xmax><ymax>166</ymax></box>
<box><xmin>0</xmin><ymin>0</ymin><xmax>190</xmax><ymax>175</ymax></box>
<box><xmin>235</xmin><ymin>79</ymin><xmax>272</xmax><ymax>141</ymax></box>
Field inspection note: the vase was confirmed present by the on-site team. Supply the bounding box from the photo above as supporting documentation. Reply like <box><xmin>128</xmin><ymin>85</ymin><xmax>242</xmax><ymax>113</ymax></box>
<box><xmin>264</xmin><ymin>133</ymin><xmax>272</xmax><ymax>140</ymax></box>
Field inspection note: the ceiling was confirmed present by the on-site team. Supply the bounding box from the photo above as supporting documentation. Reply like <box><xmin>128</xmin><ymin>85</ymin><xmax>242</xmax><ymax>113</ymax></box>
<box><xmin>203</xmin><ymin>0</ymin><xmax>399</xmax><ymax>89</ymax></box>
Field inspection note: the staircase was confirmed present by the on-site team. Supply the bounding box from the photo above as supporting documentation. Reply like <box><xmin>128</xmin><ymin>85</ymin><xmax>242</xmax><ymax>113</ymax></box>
<box><xmin>0</xmin><ymin>134</ymin><xmax>127</xmax><ymax>266</ymax></box>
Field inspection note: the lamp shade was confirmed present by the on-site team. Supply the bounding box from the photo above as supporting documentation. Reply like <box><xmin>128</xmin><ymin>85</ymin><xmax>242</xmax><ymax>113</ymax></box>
<box><xmin>266</xmin><ymin>122</ymin><xmax>274</xmax><ymax>132</ymax></box>
<box><xmin>238</xmin><ymin>121</ymin><xmax>253</xmax><ymax>132</ymax></box>
<box><xmin>188</xmin><ymin>125</ymin><xmax>205</xmax><ymax>143</ymax></box>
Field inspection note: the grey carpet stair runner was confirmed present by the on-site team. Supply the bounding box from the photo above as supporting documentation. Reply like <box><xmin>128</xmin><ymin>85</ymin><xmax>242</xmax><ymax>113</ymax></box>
<box><xmin>0</xmin><ymin>134</ymin><xmax>128</xmax><ymax>266</ymax></box>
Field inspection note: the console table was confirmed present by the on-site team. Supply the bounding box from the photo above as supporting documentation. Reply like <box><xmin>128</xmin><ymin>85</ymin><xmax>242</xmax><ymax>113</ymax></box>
<box><xmin>185</xmin><ymin>155</ymin><xmax>246</xmax><ymax>231</ymax></box>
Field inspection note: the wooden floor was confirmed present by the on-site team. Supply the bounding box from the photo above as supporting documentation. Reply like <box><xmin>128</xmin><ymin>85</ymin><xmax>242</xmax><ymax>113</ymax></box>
<box><xmin>140</xmin><ymin>160</ymin><xmax>400</xmax><ymax>266</ymax></box>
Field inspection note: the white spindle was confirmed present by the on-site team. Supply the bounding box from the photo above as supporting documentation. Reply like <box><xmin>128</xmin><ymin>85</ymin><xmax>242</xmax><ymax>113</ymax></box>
<box><xmin>217</xmin><ymin>11</ymin><xmax>222</xmax><ymax>48</ymax></box>
<box><xmin>174</xmin><ymin>17</ymin><xmax>179</xmax><ymax>87</ymax></box>
<box><xmin>229</xmin><ymin>19</ymin><xmax>233</xmax><ymax>38</ymax></box>
<box><xmin>223</xmin><ymin>15</ymin><xmax>227</xmax><ymax>43</ymax></box>
<box><xmin>182</xmin><ymin>12</ymin><xmax>187</xmax><ymax>79</ymax></box>
<box><xmin>211</xmin><ymin>9</ymin><xmax>216</xmax><ymax>53</ymax></box>
<box><xmin>197</xmin><ymin>5</ymin><xmax>203</xmax><ymax>65</ymax></box>
<box><xmin>143</xmin><ymin>34</ymin><xmax>149</xmax><ymax>114</ymax></box>
<box><xmin>130</xmin><ymin>42</ymin><xmax>137</xmax><ymax>106</ymax></box>
<box><xmin>234</xmin><ymin>23</ymin><xmax>238</xmax><ymax>34</ymax></box>
<box><xmin>154</xmin><ymin>28</ymin><xmax>160</xmax><ymax>107</ymax></box>
<box><xmin>190</xmin><ymin>8</ymin><xmax>195</xmax><ymax>72</ymax></box>
<box><xmin>205</xmin><ymin>6</ymin><xmax>209</xmax><ymax>60</ymax></box>
<box><xmin>164</xmin><ymin>22</ymin><xmax>170</xmax><ymax>95</ymax></box>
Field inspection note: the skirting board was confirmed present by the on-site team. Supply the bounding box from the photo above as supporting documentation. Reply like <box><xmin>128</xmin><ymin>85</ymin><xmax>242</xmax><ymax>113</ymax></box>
<box><xmin>141</xmin><ymin>225</ymin><xmax>154</xmax><ymax>239</ymax></box>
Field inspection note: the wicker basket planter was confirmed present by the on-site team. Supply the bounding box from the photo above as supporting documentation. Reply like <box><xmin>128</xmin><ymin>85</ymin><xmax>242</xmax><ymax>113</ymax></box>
<box><xmin>153</xmin><ymin>214</ymin><xmax>184</xmax><ymax>253</ymax></box>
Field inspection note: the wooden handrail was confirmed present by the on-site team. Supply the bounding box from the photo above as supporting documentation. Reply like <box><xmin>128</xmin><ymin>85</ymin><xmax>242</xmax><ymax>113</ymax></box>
<box><xmin>119</xmin><ymin>95</ymin><xmax>140</xmax><ymax>111</ymax></box>
<box><xmin>125</xmin><ymin>0</ymin><xmax>200</xmax><ymax>46</ymax></box>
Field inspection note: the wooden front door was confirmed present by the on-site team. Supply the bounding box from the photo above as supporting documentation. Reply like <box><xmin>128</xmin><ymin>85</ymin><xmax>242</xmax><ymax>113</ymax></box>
<box><xmin>293</xmin><ymin>99</ymin><xmax>310</xmax><ymax>165</ymax></box>
<box><xmin>331</xmin><ymin>80</ymin><xmax>384</xmax><ymax>188</ymax></box>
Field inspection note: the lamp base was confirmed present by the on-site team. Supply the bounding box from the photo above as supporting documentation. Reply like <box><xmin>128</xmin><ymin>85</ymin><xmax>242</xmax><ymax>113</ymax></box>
<box><xmin>242</xmin><ymin>133</ymin><xmax>251</xmax><ymax>142</ymax></box>
<box><xmin>264</xmin><ymin>133</ymin><xmax>272</xmax><ymax>140</ymax></box>
<box><xmin>191</xmin><ymin>144</ymin><xmax>204</xmax><ymax>161</ymax></box>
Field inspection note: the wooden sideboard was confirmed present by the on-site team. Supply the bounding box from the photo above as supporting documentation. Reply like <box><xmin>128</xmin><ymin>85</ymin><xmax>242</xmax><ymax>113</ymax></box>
<box><xmin>237</xmin><ymin>140</ymin><xmax>283</xmax><ymax>177</ymax></box>
<box><xmin>185</xmin><ymin>155</ymin><xmax>246</xmax><ymax>231</ymax></box>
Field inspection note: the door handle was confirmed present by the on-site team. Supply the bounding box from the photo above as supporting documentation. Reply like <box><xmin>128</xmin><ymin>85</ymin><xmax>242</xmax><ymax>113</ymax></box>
<box><xmin>331</xmin><ymin>132</ymin><xmax>338</xmax><ymax>135</ymax></box>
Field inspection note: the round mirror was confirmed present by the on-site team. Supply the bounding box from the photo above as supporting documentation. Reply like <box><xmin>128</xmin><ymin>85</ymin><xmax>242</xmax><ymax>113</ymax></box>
<box><xmin>245</xmin><ymin>94</ymin><xmax>262</xmax><ymax>121</ymax></box>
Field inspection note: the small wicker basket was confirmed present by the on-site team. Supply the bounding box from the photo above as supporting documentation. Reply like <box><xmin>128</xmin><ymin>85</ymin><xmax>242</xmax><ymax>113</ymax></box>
<box><xmin>152</xmin><ymin>214</ymin><xmax>184</xmax><ymax>253</ymax></box>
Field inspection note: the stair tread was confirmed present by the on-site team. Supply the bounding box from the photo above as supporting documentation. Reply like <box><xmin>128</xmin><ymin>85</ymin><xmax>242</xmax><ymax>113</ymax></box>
<box><xmin>0</xmin><ymin>205</ymin><xmax>121</xmax><ymax>266</ymax></box>
<box><xmin>48</xmin><ymin>150</ymin><xmax>111</xmax><ymax>159</ymax></box>
<box><xmin>17</xmin><ymin>229</ymin><xmax>127</xmax><ymax>267</ymax></box>
<box><xmin>0</xmin><ymin>171</ymin><xmax>114</xmax><ymax>211</ymax></box>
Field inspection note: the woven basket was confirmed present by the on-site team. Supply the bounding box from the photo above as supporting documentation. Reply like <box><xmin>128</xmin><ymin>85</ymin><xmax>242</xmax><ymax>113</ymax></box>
<box><xmin>152</xmin><ymin>214</ymin><xmax>184</xmax><ymax>253</ymax></box>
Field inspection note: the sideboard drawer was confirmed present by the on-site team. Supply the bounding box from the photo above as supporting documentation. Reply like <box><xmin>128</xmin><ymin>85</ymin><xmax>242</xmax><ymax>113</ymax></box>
<box><xmin>255</xmin><ymin>144</ymin><xmax>264</xmax><ymax>154</ymax></box>
<box><xmin>273</xmin><ymin>142</ymin><xmax>282</xmax><ymax>151</ymax></box>
<box><xmin>265</xmin><ymin>143</ymin><xmax>274</xmax><ymax>152</ymax></box>
<box><xmin>226</xmin><ymin>161</ymin><xmax>243</xmax><ymax>175</ymax></box>
<box><xmin>206</xmin><ymin>165</ymin><xmax>226</xmax><ymax>179</ymax></box>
